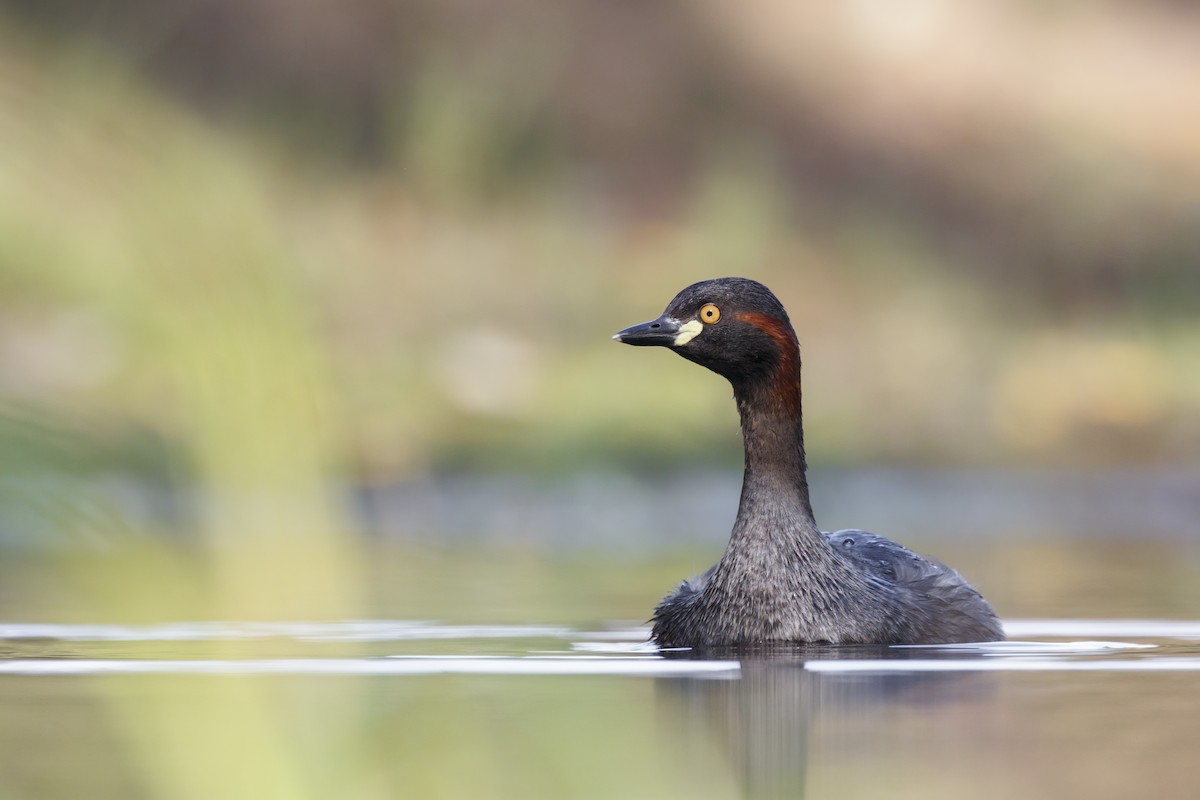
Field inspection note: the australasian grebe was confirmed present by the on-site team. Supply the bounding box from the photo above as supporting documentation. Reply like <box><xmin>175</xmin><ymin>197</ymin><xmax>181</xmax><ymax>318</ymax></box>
<box><xmin>614</xmin><ymin>277</ymin><xmax>1004</xmax><ymax>647</ymax></box>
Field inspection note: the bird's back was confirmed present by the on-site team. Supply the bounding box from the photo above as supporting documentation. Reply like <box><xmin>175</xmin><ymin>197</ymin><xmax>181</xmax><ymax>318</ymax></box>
<box><xmin>825</xmin><ymin>529</ymin><xmax>1004</xmax><ymax>643</ymax></box>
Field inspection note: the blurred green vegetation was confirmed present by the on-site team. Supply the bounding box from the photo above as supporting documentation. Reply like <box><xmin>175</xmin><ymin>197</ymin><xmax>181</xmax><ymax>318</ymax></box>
<box><xmin>1</xmin><ymin>1</ymin><xmax>1198</xmax><ymax>498</ymax></box>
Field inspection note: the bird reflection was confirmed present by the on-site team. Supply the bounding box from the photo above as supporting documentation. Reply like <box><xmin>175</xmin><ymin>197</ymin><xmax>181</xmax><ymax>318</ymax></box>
<box><xmin>655</xmin><ymin>647</ymin><xmax>993</xmax><ymax>799</ymax></box>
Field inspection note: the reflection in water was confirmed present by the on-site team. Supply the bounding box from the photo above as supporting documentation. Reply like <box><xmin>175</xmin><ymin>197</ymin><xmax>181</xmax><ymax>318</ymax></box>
<box><xmin>660</xmin><ymin>661</ymin><xmax>816</xmax><ymax>799</ymax></box>
<box><xmin>657</xmin><ymin>649</ymin><xmax>994</xmax><ymax>799</ymax></box>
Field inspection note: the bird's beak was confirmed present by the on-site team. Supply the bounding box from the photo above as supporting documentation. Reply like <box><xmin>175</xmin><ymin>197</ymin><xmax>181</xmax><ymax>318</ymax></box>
<box><xmin>613</xmin><ymin>314</ymin><xmax>704</xmax><ymax>347</ymax></box>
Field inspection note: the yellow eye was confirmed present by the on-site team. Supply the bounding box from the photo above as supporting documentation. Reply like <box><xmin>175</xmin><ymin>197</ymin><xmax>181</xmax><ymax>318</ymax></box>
<box><xmin>699</xmin><ymin>303</ymin><xmax>721</xmax><ymax>324</ymax></box>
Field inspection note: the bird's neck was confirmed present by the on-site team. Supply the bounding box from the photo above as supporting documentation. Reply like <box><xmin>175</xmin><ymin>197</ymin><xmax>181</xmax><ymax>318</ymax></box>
<box><xmin>728</xmin><ymin>364</ymin><xmax>821</xmax><ymax>544</ymax></box>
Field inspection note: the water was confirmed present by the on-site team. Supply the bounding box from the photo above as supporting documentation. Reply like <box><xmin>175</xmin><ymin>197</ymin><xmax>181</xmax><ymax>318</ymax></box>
<box><xmin>1</xmin><ymin>469</ymin><xmax>1197</xmax><ymax>798</ymax></box>
<box><xmin>1</xmin><ymin>619</ymin><xmax>1198</xmax><ymax>799</ymax></box>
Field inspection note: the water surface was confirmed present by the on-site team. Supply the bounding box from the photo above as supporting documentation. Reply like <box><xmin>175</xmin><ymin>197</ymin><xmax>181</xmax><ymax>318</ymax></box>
<box><xmin>1</xmin><ymin>618</ymin><xmax>1197</xmax><ymax>800</ymax></box>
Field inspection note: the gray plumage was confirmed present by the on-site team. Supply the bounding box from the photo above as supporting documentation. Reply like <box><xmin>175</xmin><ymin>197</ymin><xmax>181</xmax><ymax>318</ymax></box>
<box><xmin>653</xmin><ymin>529</ymin><xmax>1002</xmax><ymax>646</ymax></box>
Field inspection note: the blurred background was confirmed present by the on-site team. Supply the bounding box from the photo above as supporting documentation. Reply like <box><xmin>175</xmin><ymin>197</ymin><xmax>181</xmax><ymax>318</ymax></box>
<box><xmin>0</xmin><ymin>2</ymin><xmax>1199</xmax><ymax>796</ymax></box>
<box><xmin>1</xmin><ymin>0</ymin><xmax>1198</xmax><ymax>619</ymax></box>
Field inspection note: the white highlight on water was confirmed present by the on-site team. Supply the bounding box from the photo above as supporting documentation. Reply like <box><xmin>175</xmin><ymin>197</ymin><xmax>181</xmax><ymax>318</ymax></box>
<box><xmin>0</xmin><ymin>621</ymin><xmax>584</xmax><ymax>643</ymax></box>
<box><xmin>0</xmin><ymin>657</ymin><xmax>740</xmax><ymax>677</ymax></box>
<box><xmin>894</xmin><ymin>640</ymin><xmax>1157</xmax><ymax>654</ymax></box>
<box><xmin>1002</xmin><ymin>620</ymin><xmax>1200</xmax><ymax>640</ymax></box>
<box><xmin>3</xmin><ymin>619</ymin><xmax>1199</xmax><ymax>643</ymax></box>
<box><xmin>805</xmin><ymin>659</ymin><xmax>1200</xmax><ymax>673</ymax></box>
<box><xmin>1</xmin><ymin>620</ymin><xmax>1197</xmax><ymax>677</ymax></box>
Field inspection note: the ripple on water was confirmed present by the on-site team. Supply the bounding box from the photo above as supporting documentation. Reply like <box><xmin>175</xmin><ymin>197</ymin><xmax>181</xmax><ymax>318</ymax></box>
<box><xmin>0</xmin><ymin>619</ymin><xmax>1197</xmax><ymax>676</ymax></box>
